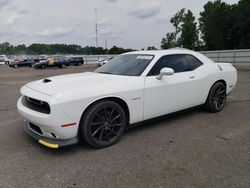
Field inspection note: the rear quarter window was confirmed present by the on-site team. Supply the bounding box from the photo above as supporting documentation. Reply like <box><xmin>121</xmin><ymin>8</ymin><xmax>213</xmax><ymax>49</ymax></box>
<box><xmin>184</xmin><ymin>54</ymin><xmax>203</xmax><ymax>71</ymax></box>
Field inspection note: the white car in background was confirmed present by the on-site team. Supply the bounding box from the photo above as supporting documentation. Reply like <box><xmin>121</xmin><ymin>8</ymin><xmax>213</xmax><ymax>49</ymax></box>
<box><xmin>97</xmin><ymin>56</ymin><xmax>113</xmax><ymax>67</ymax></box>
<box><xmin>17</xmin><ymin>48</ymin><xmax>237</xmax><ymax>149</ymax></box>
<box><xmin>0</xmin><ymin>55</ymin><xmax>12</xmax><ymax>65</ymax></box>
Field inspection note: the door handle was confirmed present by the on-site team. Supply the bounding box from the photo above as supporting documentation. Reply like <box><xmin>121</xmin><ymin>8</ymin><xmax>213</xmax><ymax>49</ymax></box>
<box><xmin>189</xmin><ymin>75</ymin><xmax>195</xmax><ymax>79</ymax></box>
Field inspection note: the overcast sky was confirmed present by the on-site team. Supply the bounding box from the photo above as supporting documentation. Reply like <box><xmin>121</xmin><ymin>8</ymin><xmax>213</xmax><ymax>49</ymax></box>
<box><xmin>0</xmin><ymin>0</ymin><xmax>239</xmax><ymax>49</ymax></box>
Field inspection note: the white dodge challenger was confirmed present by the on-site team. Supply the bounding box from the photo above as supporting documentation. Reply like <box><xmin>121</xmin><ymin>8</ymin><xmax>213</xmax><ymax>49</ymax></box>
<box><xmin>17</xmin><ymin>48</ymin><xmax>237</xmax><ymax>149</ymax></box>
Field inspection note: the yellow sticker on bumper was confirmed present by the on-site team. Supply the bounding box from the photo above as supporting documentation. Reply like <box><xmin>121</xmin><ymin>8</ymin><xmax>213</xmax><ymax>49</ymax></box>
<box><xmin>39</xmin><ymin>139</ymin><xmax>59</xmax><ymax>149</ymax></box>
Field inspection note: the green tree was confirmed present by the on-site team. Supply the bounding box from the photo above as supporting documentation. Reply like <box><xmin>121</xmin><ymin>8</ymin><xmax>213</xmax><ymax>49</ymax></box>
<box><xmin>109</xmin><ymin>45</ymin><xmax>135</xmax><ymax>54</ymax></box>
<box><xmin>170</xmin><ymin>8</ymin><xmax>185</xmax><ymax>44</ymax></box>
<box><xmin>0</xmin><ymin>42</ymin><xmax>14</xmax><ymax>54</ymax></box>
<box><xmin>231</xmin><ymin>0</ymin><xmax>250</xmax><ymax>49</ymax></box>
<box><xmin>147</xmin><ymin>46</ymin><xmax>157</xmax><ymax>50</ymax></box>
<box><xmin>108</xmin><ymin>46</ymin><xmax>120</xmax><ymax>54</ymax></box>
<box><xmin>161</xmin><ymin>8</ymin><xmax>185</xmax><ymax>49</ymax></box>
<box><xmin>199</xmin><ymin>0</ymin><xmax>233</xmax><ymax>50</ymax></box>
<box><xmin>161</xmin><ymin>32</ymin><xmax>175</xmax><ymax>49</ymax></box>
<box><xmin>180</xmin><ymin>10</ymin><xmax>199</xmax><ymax>50</ymax></box>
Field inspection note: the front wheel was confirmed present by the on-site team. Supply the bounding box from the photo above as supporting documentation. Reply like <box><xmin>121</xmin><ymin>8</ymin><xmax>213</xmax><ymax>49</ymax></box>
<box><xmin>81</xmin><ymin>100</ymin><xmax>127</xmax><ymax>148</ymax></box>
<box><xmin>204</xmin><ymin>82</ymin><xmax>227</xmax><ymax>113</ymax></box>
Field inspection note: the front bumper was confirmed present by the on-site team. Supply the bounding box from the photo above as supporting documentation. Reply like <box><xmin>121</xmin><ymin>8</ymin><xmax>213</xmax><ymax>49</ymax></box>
<box><xmin>24</xmin><ymin>125</ymin><xmax>79</xmax><ymax>148</ymax></box>
<box><xmin>17</xmin><ymin>84</ymin><xmax>84</xmax><ymax>148</ymax></box>
<box><xmin>17</xmin><ymin>94</ymin><xmax>79</xmax><ymax>140</ymax></box>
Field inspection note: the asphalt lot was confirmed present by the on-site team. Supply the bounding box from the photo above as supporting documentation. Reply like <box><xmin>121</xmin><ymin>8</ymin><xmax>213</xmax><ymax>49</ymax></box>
<box><xmin>0</xmin><ymin>64</ymin><xmax>249</xmax><ymax>188</ymax></box>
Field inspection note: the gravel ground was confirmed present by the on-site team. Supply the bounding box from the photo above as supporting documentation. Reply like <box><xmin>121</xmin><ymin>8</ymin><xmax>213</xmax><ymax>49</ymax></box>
<box><xmin>0</xmin><ymin>64</ymin><xmax>249</xmax><ymax>188</ymax></box>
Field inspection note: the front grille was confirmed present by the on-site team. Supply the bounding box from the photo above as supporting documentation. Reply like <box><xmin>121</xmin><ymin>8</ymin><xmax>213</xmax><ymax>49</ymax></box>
<box><xmin>29</xmin><ymin>123</ymin><xmax>43</xmax><ymax>135</ymax></box>
<box><xmin>22</xmin><ymin>96</ymin><xmax>51</xmax><ymax>114</ymax></box>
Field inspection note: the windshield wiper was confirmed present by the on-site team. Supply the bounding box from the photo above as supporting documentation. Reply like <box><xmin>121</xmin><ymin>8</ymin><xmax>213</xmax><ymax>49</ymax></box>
<box><xmin>98</xmin><ymin>72</ymin><xmax>113</xmax><ymax>75</ymax></box>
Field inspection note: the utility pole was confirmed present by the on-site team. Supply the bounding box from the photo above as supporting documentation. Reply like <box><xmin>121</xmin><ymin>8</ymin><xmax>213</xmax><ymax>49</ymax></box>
<box><xmin>105</xmin><ymin>37</ymin><xmax>108</xmax><ymax>54</ymax></box>
<box><xmin>95</xmin><ymin>8</ymin><xmax>98</xmax><ymax>47</ymax></box>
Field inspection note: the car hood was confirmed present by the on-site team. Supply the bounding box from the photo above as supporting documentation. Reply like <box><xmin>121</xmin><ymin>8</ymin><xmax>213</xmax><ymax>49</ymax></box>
<box><xmin>26</xmin><ymin>72</ymin><xmax>137</xmax><ymax>97</ymax></box>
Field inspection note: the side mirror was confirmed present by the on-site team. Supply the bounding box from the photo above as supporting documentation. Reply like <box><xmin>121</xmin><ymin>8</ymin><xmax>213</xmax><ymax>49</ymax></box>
<box><xmin>156</xmin><ymin>68</ymin><xmax>174</xmax><ymax>80</ymax></box>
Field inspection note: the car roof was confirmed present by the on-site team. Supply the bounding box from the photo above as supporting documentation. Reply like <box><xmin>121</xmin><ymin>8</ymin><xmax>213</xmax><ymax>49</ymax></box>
<box><xmin>124</xmin><ymin>48</ymin><xmax>215</xmax><ymax>64</ymax></box>
<box><xmin>125</xmin><ymin>48</ymin><xmax>194</xmax><ymax>55</ymax></box>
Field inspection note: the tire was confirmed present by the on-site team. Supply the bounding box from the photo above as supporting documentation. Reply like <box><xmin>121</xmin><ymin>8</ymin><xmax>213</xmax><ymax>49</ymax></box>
<box><xmin>81</xmin><ymin>100</ymin><xmax>127</xmax><ymax>148</ymax></box>
<box><xmin>60</xmin><ymin>64</ymin><xmax>66</xmax><ymax>68</ymax></box>
<box><xmin>14</xmin><ymin>64</ymin><xmax>18</xmax><ymax>68</ymax></box>
<box><xmin>203</xmin><ymin>82</ymin><xmax>227</xmax><ymax>113</ymax></box>
<box><xmin>41</xmin><ymin>65</ymin><xmax>46</xmax><ymax>69</ymax></box>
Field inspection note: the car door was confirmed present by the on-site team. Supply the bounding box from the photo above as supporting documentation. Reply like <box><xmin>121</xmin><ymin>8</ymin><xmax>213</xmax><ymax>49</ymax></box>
<box><xmin>143</xmin><ymin>54</ymin><xmax>204</xmax><ymax>120</ymax></box>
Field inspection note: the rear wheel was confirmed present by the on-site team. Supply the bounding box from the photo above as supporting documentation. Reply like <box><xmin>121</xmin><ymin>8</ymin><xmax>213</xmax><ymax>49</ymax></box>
<box><xmin>204</xmin><ymin>82</ymin><xmax>227</xmax><ymax>113</ymax></box>
<box><xmin>81</xmin><ymin>100</ymin><xmax>126</xmax><ymax>148</ymax></box>
<box><xmin>41</xmin><ymin>64</ymin><xmax>46</xmax><ymax>69</ymax></box>
<box><xmin>60</xmin><ymin>64</ymin><xmax>66</xmax><ymax>68</ymax></box>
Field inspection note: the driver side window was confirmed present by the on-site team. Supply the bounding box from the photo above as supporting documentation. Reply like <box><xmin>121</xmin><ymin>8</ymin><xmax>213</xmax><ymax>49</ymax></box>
<box><xmin>147</xmin><ymin>54</ymin><xmax>202</xmax><ymax>76</ymax></box>
<box><xmin>147</xmin><ymin>54</ymin><xmax>183</xmax><ymax>76</ymax></box>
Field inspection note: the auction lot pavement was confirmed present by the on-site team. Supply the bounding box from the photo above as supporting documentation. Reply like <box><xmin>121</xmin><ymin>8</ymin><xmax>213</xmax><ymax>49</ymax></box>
<box><xmin>0</xmin><ymin>65</ymin><xmax>249</xmax><ymax>188</ymax></box>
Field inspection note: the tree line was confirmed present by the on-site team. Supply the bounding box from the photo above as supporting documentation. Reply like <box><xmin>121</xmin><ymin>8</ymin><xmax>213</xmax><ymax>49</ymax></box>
<box><xmin>161</xmin><ymin>0</ymin><xmax>250</xmax><ymax>50</ymax></box>
<box><xmin>0</xmin><ymin>43</ymin><xmax>135</xmax><ymax>55</ymax></box>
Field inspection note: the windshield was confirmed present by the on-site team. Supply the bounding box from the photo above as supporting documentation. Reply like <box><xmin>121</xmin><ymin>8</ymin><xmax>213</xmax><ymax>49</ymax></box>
<box><xmin>95</xmin><ymin>54</ymin><xmax>154</xmax><ymax>76</ymax></box>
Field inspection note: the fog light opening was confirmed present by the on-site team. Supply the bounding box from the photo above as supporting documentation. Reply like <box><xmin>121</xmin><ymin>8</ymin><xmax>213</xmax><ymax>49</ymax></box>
<box><xmin>51</xmin><ymin>133</ymin><xmax>57</xmax><ymax>138</ymax></box>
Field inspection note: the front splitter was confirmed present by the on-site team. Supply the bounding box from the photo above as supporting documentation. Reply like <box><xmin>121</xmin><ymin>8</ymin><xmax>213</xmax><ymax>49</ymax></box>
<box><xmin>24</xmin><ymin>125</ymin><xmax>79</xmax><ymax>149</ymax></box>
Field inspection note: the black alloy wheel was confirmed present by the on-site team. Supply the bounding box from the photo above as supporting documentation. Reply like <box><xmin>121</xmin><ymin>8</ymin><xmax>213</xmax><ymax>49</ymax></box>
<box><xmin>204</xmin><ymin>82</ymin><xmax>227</xmax><ymax>113</ymax></box>
<box><xmin>81</xmin><ymin>100</ymin><xmax>126</xmax><ymax>148</ymax></box>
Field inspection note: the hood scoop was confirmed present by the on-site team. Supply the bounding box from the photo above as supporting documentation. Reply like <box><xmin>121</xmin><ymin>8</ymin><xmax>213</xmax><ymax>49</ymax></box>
<box><xmin>42</xmin><ymin>78</ymin><xmax>51</xmax><ymax>83</ymax></box>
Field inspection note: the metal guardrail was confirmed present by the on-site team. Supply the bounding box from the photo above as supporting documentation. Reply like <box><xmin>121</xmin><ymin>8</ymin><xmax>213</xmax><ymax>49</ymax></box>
<box><xmin>83</xmin><ymin>49</ymin><xmax>250</xmax><ymax>64</ymax></box>
<box><xmin>200</xmin><ymin>49</ymin><xmax>250</xmax><ymax>64</ymax></box>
